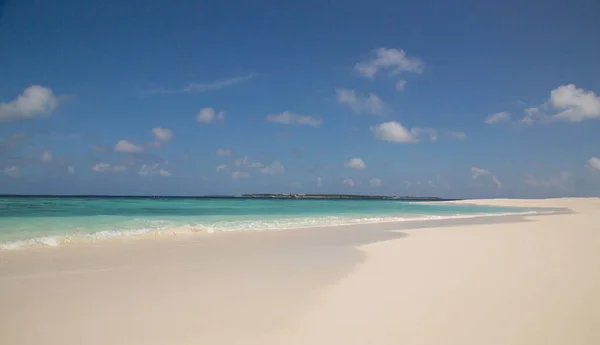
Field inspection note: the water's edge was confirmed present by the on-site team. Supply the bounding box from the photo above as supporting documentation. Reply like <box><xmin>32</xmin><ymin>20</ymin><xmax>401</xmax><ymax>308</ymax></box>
<box><xmin>0</xmin><ymin>209</ymin><xmax>564</xmax><ymax>251</ymax></box>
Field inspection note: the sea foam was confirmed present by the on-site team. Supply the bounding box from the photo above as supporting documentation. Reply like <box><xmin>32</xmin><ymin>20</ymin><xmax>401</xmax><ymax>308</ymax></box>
<box><xmin>0</xmin><ymin>210</ymin><xmax>553</xmax><ymax>250</ymax></box>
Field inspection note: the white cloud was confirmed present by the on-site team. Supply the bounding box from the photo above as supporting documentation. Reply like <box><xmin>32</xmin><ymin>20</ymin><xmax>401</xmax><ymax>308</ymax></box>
<box><xmin>372</xmin><ymin>121</ymin><xmax>436</xmax><ymax>143</ymax></box>
<box><xmin>317</xmin><ymin>176</ymin><xmax>322</xmax><ymax>188</ymax></box>
<box><xmin>336</xmin><ymin>88</ymin><xmax>386</xmax><ymax>115</ymax></box>
<box><xmin>216</xmin><ymin>164</ymin><xmax>228</xmax><ymax>172</ymax></box>
<box><xmin>0</xmin><ymin>85</ymin><xmax>60</xmax><ymax>122</ymax></box>
<box><xmin>521</xmin><ymin>107</ymin><xmax>541</xmax><ymax>125</ymax></box>
<box><xmin>588</xmin><ymin>157</ymin><xmax>600</xmax><ymax>171</ymax></box>
<box><xmin>92</xmin><ymin>163</ymin><xmax>128</xmax><ymax>173</ymax></box>
<box><xmin>234</xmin><ymin>157</ymin><xmax>246</xmax><ymax>167</ymax></box>
<box><xmin>525</xmin><ymin>172</ymin><xmax>573</xmax><ymax>190</ymax></box>
<box><xmin>197</xmin><ymin>108</ymin><xmax>225</xmax><ymax>124</ymax></box>
<box><xmin>138</xmin><ymin>164</ymin><xmax>154</xmax><ymax>176</ymax></box>
<box><xmin>41</xmin><ymin>150</ymin><xmax>52</xmax><ymax>162</ymax></box>
<box><xmin>342</xmin><ymin>178</ymin><xmax>355</xmax><ymax>187</ymax></box>
<box><xmin>344</xmin><ymin>158</ymin><xmax>366</xmax><ymax>169</ymax></box>
<box><xmin>411</xmin><ymin>128</ymin><xmax>437</xmax><ymax>141</ymax></box>
<box><xmin>144</xmin><ymin>74</ymin><xmax>256</xmax><ymax>94</ymax></box>
<box><xmin>372</xmin><ymin>121</ymin><xmax>416</xmax><ymax>142</ymax></box>
<box><xmin>430</xmin><ymin>129</ymin><xmax>439</xmax><ymax>141</ymax></box>
<box><xmin>355</xmin><ymin>48</ymin><xmax>424</xmax><ymax>79</ymax></box>
<box><xmin>266</xmin><ymin>111</ymin><xmax>322</xmax><ymax>126</ymax></box>
<box><xmin>485</xmin><ymin>112</ymin><xmax>511</xmax><ymax>124</ymax></box>
<box><xmin>549</xmin><ymin>84</ymin><xmax>600</xmax><ymax>122</ymax></box>
<box><xmin>234</xmin><ymin>156</ymin><xmax>264</xmax><ymax>169</ymax></box>
<box><xmin>152</xmin><ymin>127</ymin><xmax>174</xmax><ymax>142</ymax></box>
<box><xmin>471</xmin><ymin>167</ymin><xmax>502</xmax><ymax>188</ymax></box>
<box><xmin>184</xmin><ymin>74</ymin><xmax>256</xmax><ymax>93</ymax></box>
<box><xmin>491</xmin><ymin>176</ymin><xmax>503</xmax><ymax>189</ymax></box>
<box><xmin>471</xmin><ymin>167</ymin><xmax>491</xmax><ymax>179</ymax></box>
<box><xmin>396</xmin><ymin>80</ymin><xmax>407</xmax><ymax>92</ymax></box>
<box><xmin>520</xmin><ymin>84</ymin><xmax>600</xmax><ymax>124</ymax></box>
<box><xmin>449</xmin><ymin>131</ymin><xmax>467</xmax><ymax>140</ymax></box>
<box><xmin>231</xmin><ymin>171</ymin><xmax>249</xmax><ymax>180</ymax></box>
<box><xmin>139</xmin><ymin>164</ymin><xmax>170</xmax><ymax>177</ymax></box>
<box><xmin>114</xmin><ymin>140</ymin><xmax>144</xmax><ymax>153</ymax></box>
<box><xmin>92</xmin><ymin>163</ymin><xmax>111</xmax><ymax>172</ymax></box>
<box><xmin>216</xmin><ymin>148</ymin><xmax>234</xmax><ymax>156</ymax></box>
<box><xmin>259</xmin><ymin>161</ymin><xmax>285</xmax><ymax>174</ymax></box>
<box><xmin>370</xmin><ymin>178</ymin><xmax>382</xmax><ymax>187</ymax></box>
<box><xmin>67</xmin><ymin>166</ymin><xmax>75</xmax><ymax>174</ymax></box>
<box><xmin>234</xmin><ymin>156</ymin><xmax>250</xmax><ymax>167</ymax></box>
<box><xmin>248</xmin><ymin>162</ymin><xmax>264</xmax><ymax>168</ymax></box>
<box><xmin>3</xmin><ymin>166</ymin><xmax>20</xmax><ymax>177</ymax></box>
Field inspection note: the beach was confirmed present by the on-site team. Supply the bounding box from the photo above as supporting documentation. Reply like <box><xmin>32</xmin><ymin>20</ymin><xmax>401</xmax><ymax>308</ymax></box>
<box><xmin>1</xmin><ymin>198</ymin><xmax>599</xmax><ymax>344</ymax></box>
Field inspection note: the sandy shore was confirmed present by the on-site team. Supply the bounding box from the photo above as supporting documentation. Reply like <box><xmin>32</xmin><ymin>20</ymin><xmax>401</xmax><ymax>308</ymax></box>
<box><xmin>1</xmin><ymin>198</ymin><xmax>599</xmax><ymax>344</ymax></box>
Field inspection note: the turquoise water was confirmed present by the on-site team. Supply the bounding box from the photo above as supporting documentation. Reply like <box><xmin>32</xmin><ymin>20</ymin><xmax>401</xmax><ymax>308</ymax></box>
<box><xmin>0</xmin><ymin>197</ymin><xmax>540</xmax><ymax>249</ymax></box>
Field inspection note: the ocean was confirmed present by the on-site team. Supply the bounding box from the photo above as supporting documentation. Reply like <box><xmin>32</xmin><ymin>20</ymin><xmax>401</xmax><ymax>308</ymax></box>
<box><xmin>0</xmin><ymin>197</ymin><xmax>545</xmax><ymax>250</ymax></box>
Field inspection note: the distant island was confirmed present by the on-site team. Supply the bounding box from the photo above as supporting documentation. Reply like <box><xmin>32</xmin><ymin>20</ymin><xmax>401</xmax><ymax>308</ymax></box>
<box><xmin>241</xmin><ymin>194</ymin><xmax>444</xmax><ymax>201</ymax></box>
<box><xmin>0</xmin><ymin>194</ymin><xmax>448</xmax><ymax>201</ymax></box>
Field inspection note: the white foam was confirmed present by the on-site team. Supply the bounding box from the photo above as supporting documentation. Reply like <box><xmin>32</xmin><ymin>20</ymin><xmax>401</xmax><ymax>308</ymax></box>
<box><xmin>0</xmin><ymin>236</ymin><xmax>61</xmax><ymax>250</ymax></box>
<box><xmin>0</xmin><ymin>225</ymin><xmax>211</xmax><ymax>250</ymax></box>
<box><xmin>0</xmin><ymin>210</ymin><xmax>555</xmax><ymax>250</ymax></box>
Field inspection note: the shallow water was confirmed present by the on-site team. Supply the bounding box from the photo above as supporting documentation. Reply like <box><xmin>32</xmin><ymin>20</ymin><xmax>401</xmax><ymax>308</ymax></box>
<box><xmin>0</xmin><ymin>197</ymin><xmax>544</xmax><ymax>249</ymax></box>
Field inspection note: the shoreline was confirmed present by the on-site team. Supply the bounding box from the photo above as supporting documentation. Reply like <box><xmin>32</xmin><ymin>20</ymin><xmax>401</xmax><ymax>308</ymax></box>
<box><xmin>0</xmin><ymin>206</ymin><xmax>566</xmax><ymax>251</ymax></box>
<box><xmin>1</xmin><ymin>198</ymin><xmax>598</xmax><ymax>345</ymax></box>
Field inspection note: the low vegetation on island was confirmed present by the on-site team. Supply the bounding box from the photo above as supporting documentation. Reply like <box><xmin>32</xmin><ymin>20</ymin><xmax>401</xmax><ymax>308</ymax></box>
<box><xmin>242</xmin><ymin>194</ymin><xmax>444</xmax><ymax>201</ymax></box>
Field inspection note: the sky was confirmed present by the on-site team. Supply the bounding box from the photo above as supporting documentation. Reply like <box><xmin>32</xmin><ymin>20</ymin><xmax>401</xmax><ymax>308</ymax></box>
<box><xmin>1</xmin><ymin>0</ymin><xmax>600</xmax><ymax>198</ymax></box>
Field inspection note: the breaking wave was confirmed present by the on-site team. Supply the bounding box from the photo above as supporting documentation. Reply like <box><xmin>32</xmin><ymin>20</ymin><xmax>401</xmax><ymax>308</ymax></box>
<box><xmin>0</xmin><ymin>210</ymin><xmax>554</xmax><ymax>250</ymax></box>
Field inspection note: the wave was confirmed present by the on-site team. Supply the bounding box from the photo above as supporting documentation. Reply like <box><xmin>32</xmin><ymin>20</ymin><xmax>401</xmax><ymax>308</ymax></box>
<box><xmin>0</xmin><ymin>225</ymin><xmax>211</xmax><ymax>250</ymax></box>
<box><xmin>0</xmin><ymin>210</ymin><xmax>554</xmax><ymax>250</ymax></box>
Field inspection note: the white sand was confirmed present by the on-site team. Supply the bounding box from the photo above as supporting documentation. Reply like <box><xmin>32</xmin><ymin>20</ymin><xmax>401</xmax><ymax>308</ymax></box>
<box><xmin>1</xmin><ymin>198</ymin><xmax>599</xmax><ymax>344</ymax></box>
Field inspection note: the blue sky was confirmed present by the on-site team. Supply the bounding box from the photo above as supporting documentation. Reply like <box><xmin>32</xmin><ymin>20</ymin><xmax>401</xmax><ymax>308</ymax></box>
<box><xmin>1</xmin><ymin>0</ymin><xmax>599</xmax><ymax>197</ymax></box>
